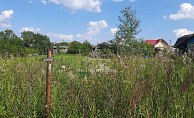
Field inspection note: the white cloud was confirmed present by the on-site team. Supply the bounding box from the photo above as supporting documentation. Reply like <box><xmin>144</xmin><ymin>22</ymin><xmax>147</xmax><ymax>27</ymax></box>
<box><xmin>110</xmin><ymin>28</ymin><xmax>118</xmax><ymax>35</ymax></box>
<box><xmin>48</xmin><ymin>0</ymin><xmax>102</xmax><ymax>13</ymax></box>
<box><xmin>41</xmin><ymin>0</ymin><xmax>47</xmax><ymax>5</ymax></box>
<box><xmin>76</xmin><ymin>34</ymin><xmax>84</xmax><ymax>39</ymax></box>
<box><xmin>0</xmin><ymin>10</ymin><xmax>14</xmax><ymax>28</ymax></box>
<box><xmin>0</xmin><ymin>10</ymin><xmax>14</xmax><ymax>22</ymax></box>
<box><xmin>163</xmin><ymin>15</ymin><xmax>167</xmax><ymax>19</ymax></box>
<box><xmin>28</xmin><ymin>1</ymin><xmax>32</xmax><ymax>3</ymax></box>
<box><xmin>77</xmin><ymin>20</ymin><xmax>108</xmax><ymax>41</ymax></box>
<box><xmin>0</xmin><ymin>23</ymin><xmax>12</xmax><ymax>28</ymax></box>
<box><xmin>19</xmin><ymin>27</ymin><xmax>42</xmax><ymax>32</ymax></box>
<box><xmin>169</xmin><ymin>3</ymin><xmax>194</xmax><ymax>20</ymax></box>
<box><xmin>173</xmin><ymin>28</ymin><xmax>194</xmax><ymax>37</ymax></box>
<box><xmin>129</xmin><ymin>0</ymin><xmax>135</xmax><ymax>2</ymax></box>
<box><xmin>88</xmin><ymin>20</ymin><xmax>108</xmax><ymax>30</ymax></box>
<box><xmin>47</xmin><ymin>32</ymin><xmax>74</xmax><ymax>41</ymax></box>
<box><xmin>113</xmin><ymin>0</ymin><xmax>123</xmax><ymax>2</ymax></box>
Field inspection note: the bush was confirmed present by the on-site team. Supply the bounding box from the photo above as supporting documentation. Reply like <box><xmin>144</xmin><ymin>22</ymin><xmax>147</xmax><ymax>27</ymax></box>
<box><xmin>68</xmin><ymin>41</ymin><xmax>82</xmax><ymax>54</ymax></box>
<box><xmin>170</xmin><ymin>53</ymin><xmax>177</xmax><ymax>60</ymax></box>
<box><xmin>68</xmin><ymin>40</ymin><xmax>92</xmax><ymax>55</ymax></box>
<box><xmin>23</xmin><ymin>48</ymin><xmax>37</xmax><ymax>56</ymax></box>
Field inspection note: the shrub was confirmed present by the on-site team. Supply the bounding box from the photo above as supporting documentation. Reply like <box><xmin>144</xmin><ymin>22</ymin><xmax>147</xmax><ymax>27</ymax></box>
<box><xmin>68</xmin><ymin>41</ymin><xmax>82</xmax><ymax>54</ymax></box>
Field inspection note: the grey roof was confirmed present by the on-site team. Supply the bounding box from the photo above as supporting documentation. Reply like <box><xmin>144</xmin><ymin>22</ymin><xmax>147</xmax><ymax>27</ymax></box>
<box><xmin>174</xmin><ymin>34</ymin><xmax>193</xmax><ymax>47</ymax></box>
<box><xmin>52</xmin><ymin>46</ymin><xmax>68</xmax><ymax>48</ymax></box>
<box><xmin>59</xmin><ymin>46</ymin><xmax>68</xmax><ymax>48</ymax></box>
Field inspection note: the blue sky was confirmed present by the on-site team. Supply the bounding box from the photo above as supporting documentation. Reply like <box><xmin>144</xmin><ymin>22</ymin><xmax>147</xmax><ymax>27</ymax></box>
<box><xmin>0</xmin><ymin>0</ymin><xmax>194</xmax><ymax>45</ymax></box>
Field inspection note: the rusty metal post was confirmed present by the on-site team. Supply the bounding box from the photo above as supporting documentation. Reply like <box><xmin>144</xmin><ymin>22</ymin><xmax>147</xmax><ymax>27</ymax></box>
<box><xmin>45</xmin><ymin>49</ymin><xmax>52</xmax><ymax>118</ymax></box>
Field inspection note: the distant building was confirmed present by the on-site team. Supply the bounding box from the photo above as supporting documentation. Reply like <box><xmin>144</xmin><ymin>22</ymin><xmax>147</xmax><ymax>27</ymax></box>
<box><xmin>143</xmin><ymin>39</ymin><xmax>169</xmax><ymax>49</ymax></box>
<box><xmin>59</xmin><ymin>46</ymin><xmax>68</xmax><ymax>53</ymax></box>
<box><xmin>93</xmin><ymin>42</ymin><xmax>111</xmax><ymax>50</ymax></box>
<box><xmin>52</xmin><ymin>46</ymin><xmax>58</xmax><ymax>55</ymax></box>
<box><xmin>52</xmin><ymin>46</ymin><xmax>69</xmax><ymax>54</ymax></box>
<box><xmin>97</xmin><ymin>42</ymin><xmax>111</xmax><ymax>49</ymax></box>
<box><xmin>140</xmin><ymin>39</ymin><xmax>170</xmax><ymax>57</ymax></box>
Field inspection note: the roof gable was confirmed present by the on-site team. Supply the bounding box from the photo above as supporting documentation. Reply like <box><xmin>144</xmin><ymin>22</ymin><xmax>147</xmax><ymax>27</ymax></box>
<box><xmin>144</xmin><ymin>39</ymin><xmax>168</xmax><ymax>46</ymax></box>
<box><xmin>144</xmin><ymin>40</ymin><xmax>158</xmax><ymax>46</ymax></box>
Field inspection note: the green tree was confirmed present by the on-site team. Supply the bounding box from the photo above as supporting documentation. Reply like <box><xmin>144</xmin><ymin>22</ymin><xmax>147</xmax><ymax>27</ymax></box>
<box><xmin>4</xmin><ymin>29</ymin><xmax>18</xmax><ymax>39</ymax></box>
<box><xmin>32</xmin><ymin>33</ymin><xmax>52</xmax><ymax>54</ymax></box>
<box><xmin>67</xmin><ymin>40</ymin><xmax>92</xmax><ymax>55</ymax></box>
<box><xmin>68</xmin><ymin>41</ymin><xmax>82</xmax><ymax>54</ymax></box>
<box><xmin>139</xmin><ymin>43</ymin><xmax>155</xmax><ymax>56</ymax></box>
<box><xmin>0</xmin><ymin>29</ymin><xmax>18</xmax><ymax>40</ymax></box>
<box><xmin>81</xmin><ymin>40</ymin><xmax>92</xmax><ymax>55</ymax></box>
<box><xmin>21</xmin><ymin>31</ymin><xmax>34</xmax><ymax>48</ymax></box>
<box><xmin>0</xmin><ymin>31</ymin><xmax>4</xmax><ymax>40</ymax></box>
<box><xmin>21</xmin><ymin>31</ymin><xmax>52</xmax><ymax>54</ymax></box>
<box><xmin>0</xmin><ymin>29</ymin><xmax>25</xmax><ymax>57</ymax></box>
<box><xmin>110</xmin><ymin>6</ymin><xmax>141</xmax><ymax>56</ymax></box>
<box><xmin>0</xmin><ymin>29</ymin><xmax>42</xmax><ymax>57</ymax></box>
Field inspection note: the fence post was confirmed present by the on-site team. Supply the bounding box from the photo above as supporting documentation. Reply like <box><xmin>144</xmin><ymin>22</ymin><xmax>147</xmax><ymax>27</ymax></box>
<box><xmin>42</xmin><ymin>49</ymin><xmax>54</xmax><ymax>118</ymax></box>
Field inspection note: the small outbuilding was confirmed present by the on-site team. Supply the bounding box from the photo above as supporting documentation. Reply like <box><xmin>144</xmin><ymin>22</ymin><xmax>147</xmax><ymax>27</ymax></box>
<box><xmin>52</xmin><ymin>46</ymin><xmax>58</xmax><ymax>55</ymax></box>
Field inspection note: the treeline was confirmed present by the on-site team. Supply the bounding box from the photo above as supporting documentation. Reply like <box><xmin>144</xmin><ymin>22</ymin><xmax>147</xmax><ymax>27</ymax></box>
<box><xmin>0</xmin><ymin>28</ymin><xmax>155</xmax><ymax>58</ymax></box>
<box><xmin>0</xmin><ymin>29</ymin><xmax>52</xmax><ymax>57</ymax></box>
<box><xmin>52</xmin><ymin>40</ymin><xmax>93</xmax><ymax>56</ymax></box>
<box><xmin>0</xmin><ymin>29</ymin><xmax>93</xmax><ymax>58</ymax></box>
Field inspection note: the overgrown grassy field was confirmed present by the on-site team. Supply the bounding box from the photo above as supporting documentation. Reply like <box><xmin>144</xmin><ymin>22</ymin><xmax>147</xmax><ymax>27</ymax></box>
<box><xmin>0</xmin><ymin>54</ymin><xmax>193</xmax><ymax>117</ymax></box>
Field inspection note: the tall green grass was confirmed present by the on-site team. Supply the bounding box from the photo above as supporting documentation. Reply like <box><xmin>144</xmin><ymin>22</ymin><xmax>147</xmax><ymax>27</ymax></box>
<box><xmin>0</xmin><ymin>54</ymin><xmax>193</xmax><ymax>117</ymax></box>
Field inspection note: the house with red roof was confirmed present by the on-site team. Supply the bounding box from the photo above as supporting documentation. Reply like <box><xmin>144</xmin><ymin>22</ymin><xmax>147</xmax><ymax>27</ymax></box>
<box><xmin>93</xmin><ymin>42</ymin><xmax>111</xmax><ymax>49</ymax></box>
<box><xmin>143</xmin><ymin>39</ymin><xmax>169</xmax><ymax>49</ymax></box>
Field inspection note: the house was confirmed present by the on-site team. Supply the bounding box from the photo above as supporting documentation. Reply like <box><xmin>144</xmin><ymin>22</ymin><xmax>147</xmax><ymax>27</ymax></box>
<box><xmin>174</xmin><ymin>34</ymin><xmax>194</xmax><ymax>55</ymax></box>
<box><xmin>52</xmin><ymin>46</ymin><xmax>69</xmax><ymax>54</ymax></box>
<box><xmin>143</xmin><ymin>39</ymin><xmax>169</xmax><ymax>49</ymax></box>
<box><xmin>140</xmin><ymin>39</ymin><xmax>170</xmax><ymax>57</ymax></box>
<box><xmin>97</xmin><ymin>42</ymin><xmax>111</xmax><ymax>49</ymax></box>
<box><xmin>59</xmin><ymin>46</ymin><xmax>68</xmax><ymax>53</ymax></box>
<box><xmin>93</xmin><ymin>42</ymin><xmax>111</xmax><ymax>50</ymax></box>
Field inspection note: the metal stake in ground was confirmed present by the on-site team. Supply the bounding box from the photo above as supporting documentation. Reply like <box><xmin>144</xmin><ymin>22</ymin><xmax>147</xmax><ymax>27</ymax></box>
<box><xmin>42</xmin><ymin>49</ymin><xmax>54</xmax><ymax>118</ymax></box>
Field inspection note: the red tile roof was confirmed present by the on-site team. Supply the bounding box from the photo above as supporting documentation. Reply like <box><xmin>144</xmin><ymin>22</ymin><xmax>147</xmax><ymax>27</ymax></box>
<box><xmin>97</xmin><ymin>42</ymin><xmax>111</xmax><ymax>46</ymax></box>
<box><xmin>144</xmin><ymin>39</ymin><xmax>168</xmax><ymax>46</ymax></box>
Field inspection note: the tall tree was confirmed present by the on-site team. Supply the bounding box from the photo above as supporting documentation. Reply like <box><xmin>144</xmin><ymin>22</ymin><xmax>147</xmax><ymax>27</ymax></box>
<box><xmin>0</xmin><ymin>29</ymin><xmax>25</xmax><ymax>56</ymax></box>
<box><xmin>82</xmin><ymin>40</ymin><xmax>92</xmax><ymax>55</ymax></box>
<box><xmin>0</xmin><ymin>29</ymin><xmax>18</xmax><ymax>40</ymax></box>
<box><xmin>4</xmin><ymin>29</ymin><xmax>18</xmax><ymax>39</ymax></box>
<box><xmin>21</xmin><ymin>31</ymin><xmax>34</xmax><ymax>47</ymax></box>
<box><xmin>110</xmin><ymin>6</ymin><xmax>141</xmax><ymax>55</ymax></box>
<box><xmin>0</xmin><ymin>31</ymin><xmax>4</xmax><ymax>40</ymax></box>
<box><xmin>21</xmin><ymin>31</ymin><xmax>52</xmax><ymax>54</ymax></box>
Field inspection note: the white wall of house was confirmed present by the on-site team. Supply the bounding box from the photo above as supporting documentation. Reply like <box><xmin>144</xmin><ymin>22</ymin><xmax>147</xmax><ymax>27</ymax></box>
<box><xmin>59</xmin><ymin>49</ymin><xmax>68</xmax><ymax>53</ymax></box>
<box><xmin>154</xmin><ymin>41</ymin><xmax>166</xmax><ymax>48</ymax></box>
